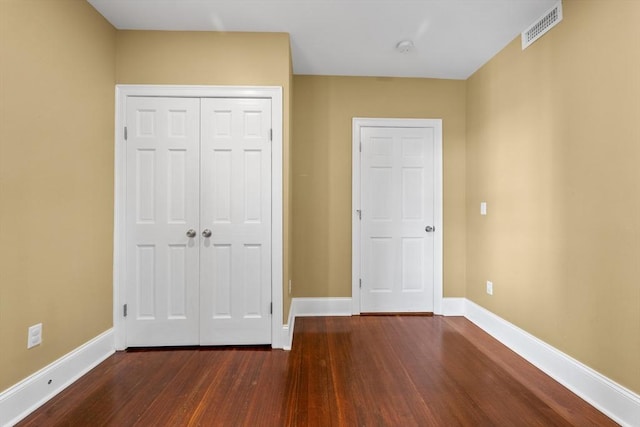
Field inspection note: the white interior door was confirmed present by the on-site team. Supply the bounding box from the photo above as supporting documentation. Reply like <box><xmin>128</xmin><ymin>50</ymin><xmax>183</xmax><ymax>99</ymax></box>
<box><xmin>125</xmin><ymin>96</ymin><xmax>272</xmax><ymax>347</ymax></box>
<box><xmin>199</xmin><ymin>98</ymin><xmax>272</xmax><ymax>345</ymax></box>
<box><xmin>125</xmin><ymin>97</ymin><xmax>201</xmax><ymax>346</ymax></box>
<box><xmin>360</xmin><ymin>126</ymin><xmax>435</xmax><ymax>313</ymax></box>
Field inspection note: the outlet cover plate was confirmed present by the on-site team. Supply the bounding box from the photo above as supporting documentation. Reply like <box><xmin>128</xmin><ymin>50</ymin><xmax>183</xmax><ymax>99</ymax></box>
<box><xmin>28</xmin><ymin>323</ymin><xmax>42</xmax><ymax>349</ymax></box>
<box><xmin>486</xmin><ymin>281</ymin><xmax>493</xmax><ymax>295</ymax></box>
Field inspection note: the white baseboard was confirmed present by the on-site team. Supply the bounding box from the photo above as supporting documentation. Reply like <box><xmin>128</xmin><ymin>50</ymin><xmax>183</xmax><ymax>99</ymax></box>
<box><xmin>282</xmin><ymin>300</ymin><xmax>296</xmax><ymax>351</ymax></box>
<box><xmin>441</xmin><ymin>297</ymin><xmax>466</xmax><ymax>316</ymax></box>
<box><xmin>9</xmin><ymin>302</ymin><xmax>634</xmax><ymax>426</ymax></box>
<box><xmin>280</xmin><ymin>324</ymin><xmax>292</xmax><ymax>351</ymax></box>
<box><xmin>0</xmin><ymin>329</ymin><xmax>115</xmax><ymax>427</ymax></box>
<box><xmin>290</xmin><ymin>297</ymin><xmax>353</xmax><ymax>317</ymax></box>
<box><xmin>463</xmin><ymin>299</ymin><xmax>640</xmax><ymax>427</ymax></box>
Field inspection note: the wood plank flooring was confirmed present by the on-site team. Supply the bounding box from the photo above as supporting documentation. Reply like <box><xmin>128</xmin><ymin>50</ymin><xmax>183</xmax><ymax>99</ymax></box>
<box><xmin>17</xmin><ymin>316</ymin><xmax>616</xmax><ymax>426</ymax></box>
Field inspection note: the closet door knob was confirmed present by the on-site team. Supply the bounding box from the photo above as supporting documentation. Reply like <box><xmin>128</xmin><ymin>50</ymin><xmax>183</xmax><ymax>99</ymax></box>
<box><xmin>425</xmin><ymin>226</ymin><xmax>435</xmax><ymax>233</ymax></box>
<box><xmin>186</xmin><ymin>229</ymin><xmax>197</xmax><ymax>238</ymax></box>
<box><xmin>202</xmin><ymin>229</ymin><xmax>212</xmax><ymax>238</ymax></box>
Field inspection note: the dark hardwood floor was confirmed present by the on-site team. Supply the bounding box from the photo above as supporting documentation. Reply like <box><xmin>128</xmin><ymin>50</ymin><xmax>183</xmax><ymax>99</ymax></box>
<box><xmin>18</xmin><ymin>316</ymin><xmax>616</xmax><ymax>426</ymax></box>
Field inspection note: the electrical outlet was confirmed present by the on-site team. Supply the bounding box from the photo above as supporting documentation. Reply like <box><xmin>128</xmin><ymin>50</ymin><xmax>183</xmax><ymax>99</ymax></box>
<box><xmin>288</xmin><ymin>279</ymin><xmax>292</xmax><ymax>295</ymax></box>
<box><xmin>28</xmin><ymin>323</ymin><xmax>42</xmax><ymax>349</ymax></box>
<box><xmin>480</xmin><ymin>202</ymin><xmax>487</xmax><ymax>215</ymax></box>
<box><xmin>486</xmin><ymin>281</ymin><xmax>493</xmax><ymax>295</ymax></box>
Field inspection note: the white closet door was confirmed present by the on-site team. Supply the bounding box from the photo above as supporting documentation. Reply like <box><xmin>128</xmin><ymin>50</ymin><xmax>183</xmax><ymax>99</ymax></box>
<box><xmin>125</xmin><ymin>97</ymin><xmax>201</xmax><ymax>346</ymax></box>
<box><xmin>360</xmin><ymin>126</ymin><xmax>435</xmax><ymax>313</ymax></box>
<box><xmin>199</xmin><ymin>98</ymin><xmax>272</xmax><ymax>345</ymax></box>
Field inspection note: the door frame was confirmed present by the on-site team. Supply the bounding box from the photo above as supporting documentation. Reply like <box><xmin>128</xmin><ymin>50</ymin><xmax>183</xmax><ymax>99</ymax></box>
<box><xmin>113</xmin><ymin>85</ymin><xmax>284</xmax><ymax>350</ymax></box>
<box><xmin>351</xmin><ymin>118</ymin><xmax>443</xmax><ymax>315</ymax></box>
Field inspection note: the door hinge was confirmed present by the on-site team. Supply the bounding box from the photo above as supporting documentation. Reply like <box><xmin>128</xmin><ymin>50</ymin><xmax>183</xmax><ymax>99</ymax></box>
<box><xmin>269</xmin><ymin>129</ymin><xmax>273</xmax><ymax>141</ymax></box>
<box><xmin>359</xmin><ymin>278</ymin><xmax>362</xmax><ymax>289</ymax></box>
<box><xmin>124</xmin><ymin>126</ymin><xmax>128</xmax><ymax>141</ymax></box>
<box><xmin>123</xmin><ymin>303</ymin><xmax>128</xmax><ymax>317</ymax></box>
<box><xmin>270</xmin><ymin>302</ymin><xmax>273</xmax><ymax>314</ymax></box>
<box><xmin>356</xmin><ymin>209</ymin><xmax>361</xmax><ymax>220</ymax></box>
<box><xmin>359</xmin><ymin>141</ymin><xmax>362</xmax><ymax>153</ymax></box>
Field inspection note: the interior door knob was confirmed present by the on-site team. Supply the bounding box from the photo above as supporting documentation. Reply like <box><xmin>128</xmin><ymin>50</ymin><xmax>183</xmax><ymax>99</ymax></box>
<box><xmin>425</xmin><ymin>226</ymin><xmax>435</xmax><ymax>233</ymax></box>
<box><xmin>202</xmin><ymin>229</ymin><xmax>212</xmax><ymax>238</ymax></box>
<box><xmin>186</xmin><ymin>229</ymin><xmax>196</xmax><ymax>238</ymax></box>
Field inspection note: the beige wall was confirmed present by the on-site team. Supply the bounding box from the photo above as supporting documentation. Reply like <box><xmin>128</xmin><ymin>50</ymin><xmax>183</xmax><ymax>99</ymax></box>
<box><xmin>0</xmin><ymin>1</ymin><xmax>116</xmax><ymax>391</ymax></box>
<box><xmin>292</xmin><ymin>76</ymin><xmax>467</xmax><ymax>298</ymax></box>
<box><xmin>116</xmin><ymin>30</ymin><xmax>294</xmax><ymax>320</ymax></box>
<box><xmin>466</xmin><ymin>0</ymin><xmax>640</xmax><ymax>393</ymax></box>
<box><xmin>286</xmin><ymin>48</ymin><xmax>294</xmax><ymax>315</ymax></box>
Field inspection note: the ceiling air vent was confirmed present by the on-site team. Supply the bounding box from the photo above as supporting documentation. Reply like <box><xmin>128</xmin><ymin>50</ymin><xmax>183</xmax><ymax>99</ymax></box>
<box><xmin>521</xmin><ymin>1</ymin><xmax>563</xmax><ymax>50</ymax></box>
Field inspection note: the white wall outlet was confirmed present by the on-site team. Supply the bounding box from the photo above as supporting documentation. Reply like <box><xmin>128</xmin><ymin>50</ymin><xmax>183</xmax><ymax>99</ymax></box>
<box><xmin>480</xmin><ymin>202</ymin><xmax>487</xmax><ymax>215</ymax></box>
<box><xmin>27</xmin><ymin>323</ymin><xmax>42</xmax><ymax>349</ymax></box>
<box><xmin>486</xmin><ymin>281</ymin><xmax>493</xmax><ymax>295</ymax></box>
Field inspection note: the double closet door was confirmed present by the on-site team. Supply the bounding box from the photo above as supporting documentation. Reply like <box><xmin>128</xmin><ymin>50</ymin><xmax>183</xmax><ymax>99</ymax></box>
<box><xmin>125</xmin><ymin>96</ymin><xmax>272</xmax><ymax>347</ymax></box>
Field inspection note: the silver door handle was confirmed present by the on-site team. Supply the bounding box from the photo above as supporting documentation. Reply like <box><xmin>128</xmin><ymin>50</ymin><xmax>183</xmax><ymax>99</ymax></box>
<box><xmin>425</xmin><ymin>226</ymin><xmax>435</xmax><ymax>233</ymax></box>
<box><xmin>202</xmin><ymin>229</ymin><xmax>212</xmax><ymax>238</ymax></box>
<box><xmin>186</xmin><ymin>229</ymin><xmax>196</xmax><ymax>238</ymax></box>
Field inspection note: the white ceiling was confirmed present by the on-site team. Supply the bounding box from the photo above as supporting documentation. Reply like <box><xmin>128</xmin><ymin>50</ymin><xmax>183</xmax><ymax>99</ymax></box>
<box><xmin>88</xmin><ymin>0</ymin><xmax>558</xmax><ymax>80</ymax></box>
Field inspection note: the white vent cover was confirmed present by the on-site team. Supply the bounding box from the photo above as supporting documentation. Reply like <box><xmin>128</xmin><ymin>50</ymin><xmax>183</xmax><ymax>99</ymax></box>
<box><xmin>521</xmin><ymin>1</ymin><xmax>563</xmax><ymax>50</ymax></box>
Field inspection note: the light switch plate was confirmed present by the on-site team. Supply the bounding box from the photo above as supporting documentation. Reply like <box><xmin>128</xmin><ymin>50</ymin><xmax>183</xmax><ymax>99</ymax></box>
<box><xmin>480</xmin><ymin>202</ymin><xmax>487</xmax><ymax>215</ymax></box>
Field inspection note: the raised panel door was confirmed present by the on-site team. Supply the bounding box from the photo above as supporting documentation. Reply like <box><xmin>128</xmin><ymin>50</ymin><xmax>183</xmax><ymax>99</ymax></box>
<box><xmin>199</xmin><ymin>98</ymin><xmax>272</xmax><ymax>345</ymax></box>
<box><xmin>125</xmin><ymin>97</ymin><xmax>200</xmax><ymax>346</ymax></box>
<box><xmin>360</xmin><ymin>126</ymin><xmax>435</xmax><ymax>312</ymax></box>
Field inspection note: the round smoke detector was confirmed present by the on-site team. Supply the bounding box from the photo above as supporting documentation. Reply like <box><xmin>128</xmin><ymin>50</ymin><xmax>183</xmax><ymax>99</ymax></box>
<box><xmin>396</xmin><ymin>40</ymin><xmax>414</xmax><ymax>53</ymax></box>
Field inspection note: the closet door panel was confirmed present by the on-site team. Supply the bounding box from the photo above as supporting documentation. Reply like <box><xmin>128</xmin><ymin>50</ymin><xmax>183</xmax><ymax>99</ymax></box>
<box><xmin>199</xmin><ymin>98</ymin><xmax>272</xmax><ymax>345</ymax></box>
<box><xmin>125</xmin><ymin>97</ymin><xmax>200</xmax><ymax>346</ymax></box>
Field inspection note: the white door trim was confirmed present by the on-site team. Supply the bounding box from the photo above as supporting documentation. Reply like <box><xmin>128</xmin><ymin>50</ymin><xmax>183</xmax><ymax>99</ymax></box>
<box><xmin>114</xmin><ymin>85</ymin><xmax>284</xmax><ymax>349</ymax></box>
<box><xmin>351</xmin><ymin>118</ymin><xmax>443</xmax><ymax>315</ymax></box>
